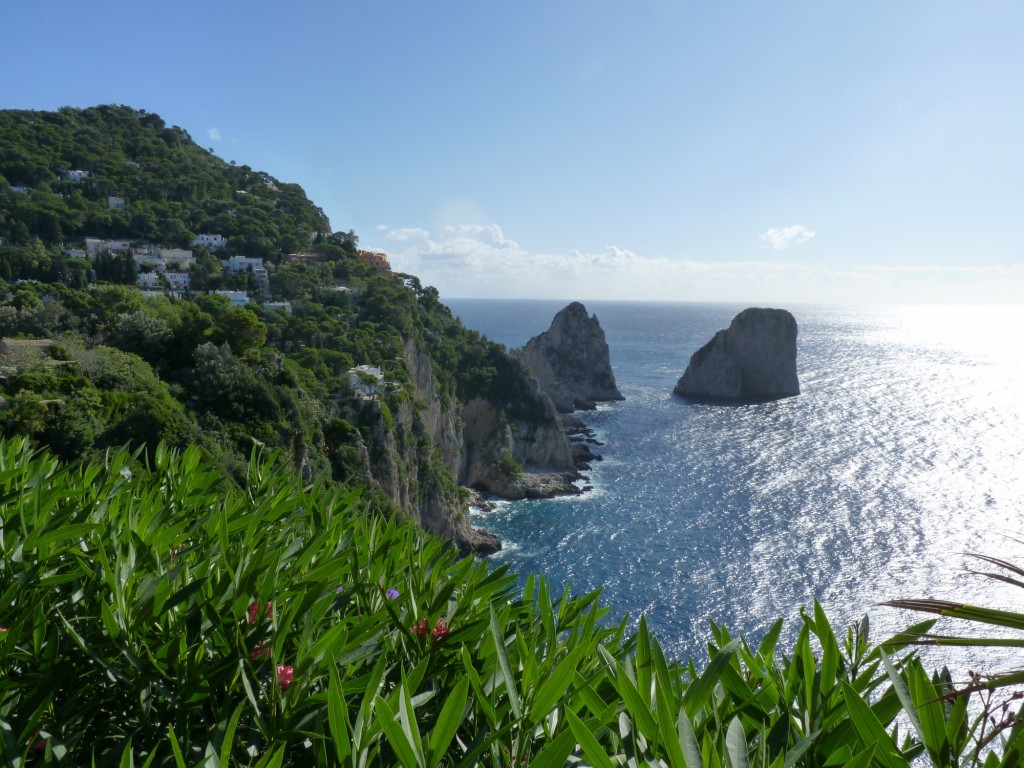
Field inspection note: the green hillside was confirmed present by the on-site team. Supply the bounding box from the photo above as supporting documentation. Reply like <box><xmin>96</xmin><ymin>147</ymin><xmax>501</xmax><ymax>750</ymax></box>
<box><xmin>0</xmin><ymin>105</ymin><xmax>330</xmax><ymax>256</ymax></box>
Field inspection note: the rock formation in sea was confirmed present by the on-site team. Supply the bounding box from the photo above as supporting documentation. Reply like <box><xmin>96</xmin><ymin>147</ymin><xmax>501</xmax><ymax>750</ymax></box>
<box><xmin>517</xmin><ymin>301</ymin><xmax>624</xmax><ymax>413</ymax></box>
<box><xmin>673</xmin><ymin>307</ymin><xmax>800</xmax><ymax>401</ymax></box>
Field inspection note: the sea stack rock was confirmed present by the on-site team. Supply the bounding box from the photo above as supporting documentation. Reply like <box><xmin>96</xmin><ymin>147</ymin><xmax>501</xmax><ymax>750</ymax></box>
<box><xmin>518</xmin><ymin>302</ymin><xmax>624</xmax><ymax>412</ymax></box>
<box><xmin>674</xmin><ymin>308</ymin><xmax>799</xmax><ymax>402</ymax></box>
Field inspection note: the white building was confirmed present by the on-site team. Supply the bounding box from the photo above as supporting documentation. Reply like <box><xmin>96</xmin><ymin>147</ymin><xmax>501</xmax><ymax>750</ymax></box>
<box><xmin>164</xmin><ymin>272</ymin><xmax>191</xmax><ymax>291</ymax></box>
<box><xmin>212</xmin><ymin>290</ymin><xmax>249</xmax><ymax>307</ymax></box>
<box><xmin>85</xmin><ymin>238</ymin><xmax>131</xmax><ymax>255</ymax></box>
<box><xmin>158</xmin><ymin>248</ymin><xmax>195</xmax><ymax>269</ymax></box>
<box><xmin>193</xmin><ymin>233</ymin><xmax>227</xmax><ymax>251</ymax></box>
<box><xmin>133</xmin><ymin>255</ymin><xmax>165</xmax><ymax>270</ymax></box>
<box><xmin>136</xmin><ymin>272</ymin><xmax>162</xmax><ymax>288</ymax></box>
<box><xmin>63</xmin><ymin>170</ymin><xmax>90</xmax><ymax>182</ymax></box>
<box><xmin>10</xmin><ymin>186</ymin><xmax>29</xmax><ymax>194</ymax></box>
<box><xmin>221</xmin><ymin>255</ymin><xmax>264</xmax><ymax>275</ymax></box>
<box><xmin>347</xmin><ymin>365</ymin><xmax>383</xmax><ymax>395</ymax></box>
<box><xmin>107</xmin><ymin>196</ymin><xmax>126</xmax><ymax>210</ymax></box>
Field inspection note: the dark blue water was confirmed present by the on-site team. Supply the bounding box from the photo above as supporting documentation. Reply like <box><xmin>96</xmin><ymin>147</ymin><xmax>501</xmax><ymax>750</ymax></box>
<box><xmin>447</xmin><ymin>299</ymin><xmax>1024</xmax><ymax>670</ymax></box>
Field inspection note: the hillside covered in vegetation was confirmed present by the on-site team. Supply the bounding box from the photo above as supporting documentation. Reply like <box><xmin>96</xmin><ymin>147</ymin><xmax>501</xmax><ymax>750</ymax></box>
<box><xmin>0</xmin><ymin>105</ymin><xmax>574</xmax><ymax>553</ymax></box>
<box><xmin>0</xmin><ymin>104</ymin><xmax>330</xmax><ymax>256</ymax></box>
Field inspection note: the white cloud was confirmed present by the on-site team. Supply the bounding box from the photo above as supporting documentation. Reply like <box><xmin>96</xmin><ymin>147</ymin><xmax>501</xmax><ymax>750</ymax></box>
<box><xmin>207</xmin><ymin>128</ymin><xmax>221</xmax><ymax>141</ymax></box>
<box><xmin>759</xmin><ymin>225</ymin><xmax>815</xmax><ymax>250</ymax></box>
<box><xmin>372</xmin><ymin>223</ymin><xmax>1024</xmax><ymax>305</ymax></box>
<box><xmin>384</xmin><ymin>227</ymin><xmax>430</xmax><ymax>242</ymax></box>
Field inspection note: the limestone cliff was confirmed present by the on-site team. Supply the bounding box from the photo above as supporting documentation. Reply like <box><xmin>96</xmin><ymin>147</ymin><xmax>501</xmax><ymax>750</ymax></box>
<box><xmin>517</xmin><ymin>302</ymin><xmax>624</xmax><ymax>412</ymax></box>
<box><xmin>341</xmin><ymin>338</ymin><xmax>581</xmax><ymax>553</ymax></box>
<box><xmin>459</xmin><ymin>389</ymin><xmax>580</xmax><ymax>500</ymax></box>
<box><xmin>674</xmin><ymin>307</ymin><xmax>800</xmax><ymax>401</ymax></box>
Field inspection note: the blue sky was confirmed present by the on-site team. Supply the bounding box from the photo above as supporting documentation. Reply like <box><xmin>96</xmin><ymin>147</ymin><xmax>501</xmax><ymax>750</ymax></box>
<box><xmin>4</xmin><ymin>1</ymin><xmax>1023</xmax><ymax>304</ymax></box>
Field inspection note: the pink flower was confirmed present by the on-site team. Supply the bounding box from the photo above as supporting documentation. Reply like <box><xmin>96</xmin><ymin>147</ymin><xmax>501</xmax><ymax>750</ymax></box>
<box><xmin>432</xmin><ymin>619</ymin><xmax>450</xmax><ymax>640</ymax></box>
<box><xmin>247</xmin><ymin>601</ymin><xmax>273</xmax><ymax>624</ymax></box>
<box><xmin>411</xmin><ymin>618</ymin><xmax>428</xmax><ymax>639</ymax></box>
<box><xmin>277</xmin><ymin>664</ymin><xmax>294</xmax><ymax>689</ymax></box>
<box><xmin>251</xmin><ymin>640</ymin><xmax>271</xmax><ymax>661</ymax></box>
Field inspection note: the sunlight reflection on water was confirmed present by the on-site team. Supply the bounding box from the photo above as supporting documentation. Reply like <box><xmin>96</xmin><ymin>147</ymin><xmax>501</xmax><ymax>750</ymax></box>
<box><xmin>455</xmin><ymin>301</ymin><xmax>1024</xmax><ymax>671</ymax></box>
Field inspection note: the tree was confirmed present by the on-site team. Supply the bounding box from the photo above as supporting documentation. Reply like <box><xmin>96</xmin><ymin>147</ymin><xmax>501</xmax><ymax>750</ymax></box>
<box><xmin>210</xmin><ymin>306</ymin><xmax>267</xmax><ymax>357</ymax></box>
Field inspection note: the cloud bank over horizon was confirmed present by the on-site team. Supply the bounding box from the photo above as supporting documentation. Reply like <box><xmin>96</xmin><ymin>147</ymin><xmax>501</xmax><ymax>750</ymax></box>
<box><xmin>373</xmin><ymin>224</ymin><xmax>1024</xmax><ymax>305</ymax></box>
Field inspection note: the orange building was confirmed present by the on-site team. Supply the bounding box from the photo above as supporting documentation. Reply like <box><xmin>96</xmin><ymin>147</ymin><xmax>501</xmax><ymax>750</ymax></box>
<box><xmin>357</xmin><ymin>250</ymin><xmax>391</xmax><ymax>272</ymax></box>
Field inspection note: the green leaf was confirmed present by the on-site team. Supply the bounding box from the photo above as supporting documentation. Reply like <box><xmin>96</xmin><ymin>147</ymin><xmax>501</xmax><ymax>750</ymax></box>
<box><xmin>614</xmin><ymin>658</ymin><xmax>659</xmax><ymax>744</ymax></box>
<box><xmin>880</xmin><ymin>653</ymin><xmax>925</xmax><ymax>749</ymax></box>
<box><xmin>783</xmin><ymin>733</ymin><xmax>818</xmax><ymax>768</ymax></box>
<box><xmin>683</xmin><ymin>638</ymin><xmax>740</xmax><ymax>716</ymax></box>
<box><xmin>163</xmin><ymin>578</ymin><xmax>209</xmax><ymax>613</ymax></box>
<box><xmin>841</xmin><ymin>683</ymin><xmax>909</xmax><ymax>768</ymax></box>
<box><xmin>28</xmin><ymin>522</ymin><xmax>99</xmax><ymax>549</ymax></box>
<box><xmin>398</xmin><ymin>675</ymin><xmax>426</xmax><ymax>767</ymax></box>
<box><xmin>217</xmin><ymin>702</ymin><xmax>245</xmax><ymax>768</ymax></box>
<box><xmin>427</xmin><ymin>676</ymin><xmax>468</xmax><ymax>765</ymax></box>
<box><xmin>655</xmin><ymin>669</ymin><xmax>687</xmax><ymax>768</ymax></box>
<box><xmin>327</xmin><ymin>663</ymin><xmax>352</xmax><ymax>765</ymax></box>
<box><xmin>529</xmin><ymin>646</ymin><xmax>582</xmax><ymax>722</ymax></box>
<box><xmin>636</xmin><ymin>615</ymin><xmax>653</xmax><ymax>706</ymax></box>
<box><xmin>376</xmin><ymin>695</ymin><xmax>420</xmax><ymax>768</ymax></box>
<box><xmin>167</xmin><ymin>724</ymin><xmax>187</xmax><ymax>768</ymax></box>
<box><xmin>489</xmin><ymin>603</ymin><xmax>522</xmax><ymax>720</ymax></box>
<box><xmin>678</xmin><ymin>707</ymin><xmax>703</xmax><ymax>768</ymax></box>
<box><xmin>726</xmin><ymin>716</ymin><xmax>748</xmax><ymax>768</ymax></box>
<box><xmin>566</xmin><ymin>708</ymin><xmax>617</xmax><ymax>768</ymax></box>
<box><xmin>528</xmin><ymin>727</ymin><xmax>577</xmax><ymax>768</ymax></box>
<box><xmin>814</xmin><ymin>601</ymin><xmax>841</xmax><ymax>693</ymax></box>
<box><xmin>251</xmin><ymin>746</ymin><xmax>286</xmax><ymax>768</ymax></box>
<box><xmin>842</xmin><ymin>744</ymin><xmax>876</xmax><ymax>768</ymax></box>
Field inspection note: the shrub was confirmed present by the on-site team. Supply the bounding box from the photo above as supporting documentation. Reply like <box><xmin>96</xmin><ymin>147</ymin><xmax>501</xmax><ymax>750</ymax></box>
<box><xmin>2</xmin><ymin>437</ymin><xmax>1023</xmax><ymax>766</ymax></box>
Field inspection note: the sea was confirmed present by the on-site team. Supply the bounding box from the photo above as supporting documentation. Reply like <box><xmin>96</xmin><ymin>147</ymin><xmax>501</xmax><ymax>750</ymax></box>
<box><xmin>446</xmin><ymin>299</ymin><xmax>1024</xmax><ymax>675</ymax></box>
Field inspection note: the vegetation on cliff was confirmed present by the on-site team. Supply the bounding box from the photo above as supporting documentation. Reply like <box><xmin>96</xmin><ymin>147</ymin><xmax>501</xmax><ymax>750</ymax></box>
<box><xmin>0</xmin><ymin>105</ymin><xmax>330</xmax><ymax>256</ymax></box>
<box><xmin>0</xmin><ymin>106</ymin><xmax>556</xmax><ymax>547</ymax></box>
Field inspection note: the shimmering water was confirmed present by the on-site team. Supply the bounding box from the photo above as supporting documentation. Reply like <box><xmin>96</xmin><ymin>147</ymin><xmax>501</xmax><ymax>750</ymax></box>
<box><xmin>447</xmin><ymin>299</ymin><xmax>1024</xmax><ymax>672</ymax></box>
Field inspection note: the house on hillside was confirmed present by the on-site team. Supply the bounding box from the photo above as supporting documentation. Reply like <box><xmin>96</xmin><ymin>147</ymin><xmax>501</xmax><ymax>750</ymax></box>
<box><xmin>288</xmin><ymin>250</ymin><xmax>325</xmax><ymax>265</ymax></box>
<box><xmin>158</xmin><ymin>248</ymin><xmax>195</xmax><ymax>269</ymax></box>
<box><xmin>107</xmin><ymin>196</ymin><xmax>126</xmax><ymax>210</ymax></box>
<box><xmin>345</xmin><ymin>365</ymin><xmax>384</xmax><ymax>398</ymax></box>
<box><xmin>86</xmin><ymin>238</ymin><xmax>131</xmax><ymax>255</ymax></box>
<box><xmin>212</xmin><ymin>290</ymin><xmax>249</xmax><ymax>307</ymax></box>
<box><xmin>136</xmin><ymin>272</ymin><xmax>162</xmax><ymax>288</ymax></box>
<box><xmin>164</xmin><ymin>272</ymin><xmax>191</xmax><ymax>291</ymax></box>
<box><xmin>193</xmin><ymin>233</ymin><xmax>227</xmax><ymax>251</ymax></box>
<box><xmin>62</xmin><ymin>170</ymin><xmax>89</xmax><ymax>182</ymax></box>
<box><xmin>222</xmin><ymin>255</ymin><xmax>263</xmax><ymax>275</ymax></box>
<box><xmin>357</xmin><ymin>249</ymin><xmax>391</xmax><ymax>273</ymax></box>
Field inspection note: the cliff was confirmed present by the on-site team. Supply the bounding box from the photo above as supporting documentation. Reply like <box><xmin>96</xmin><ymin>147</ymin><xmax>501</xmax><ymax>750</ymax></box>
<box><xmin>0</xmin><ymin>104</ymin><xmax>583</xmax><ymax>556</ymax></box>
<box><xmin>673</xmin><ymin>307</ymin><xmax>800</xmax><ymax>401</ymax></box>
<box><xmin>341</xmin><ymin>335</ymin><xmax>582</xmax><ymax>553</ymax></box>
<box><xmin>517</xmin><ymin>302</ymin><xmax>624</xmax><ymax>412</ymax></box>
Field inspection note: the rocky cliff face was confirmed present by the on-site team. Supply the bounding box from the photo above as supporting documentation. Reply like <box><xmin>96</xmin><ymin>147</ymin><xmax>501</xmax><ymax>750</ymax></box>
<box><xmin>348</xmin><ymin>340</ymin><xmax>502</xmax><ymax>555</ymax></box>
<box><xmin>459</xmin><ymin>390</ymin><xmax>580</xmax><ymax>500</ymax></box>
<box><xmin>346</xmin><ymin>338</ymin><xmax>581</xmax><ymax>553</ymax></box>
<box><xmin>518</xmin><ymin>302</ymin><xmax>624</xmax><ymax>412</ymax></box>
<box><xmin>674</xmin><ymin>308</ymin><xmax>800</xmax><ymax>401</ymax></box>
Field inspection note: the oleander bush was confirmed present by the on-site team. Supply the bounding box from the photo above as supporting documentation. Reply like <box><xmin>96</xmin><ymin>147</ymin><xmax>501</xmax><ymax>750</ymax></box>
<box><xmin>2</xmin><ymin>436</ymin><xmax>1024</xmax><ymax>767</ymax></box>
